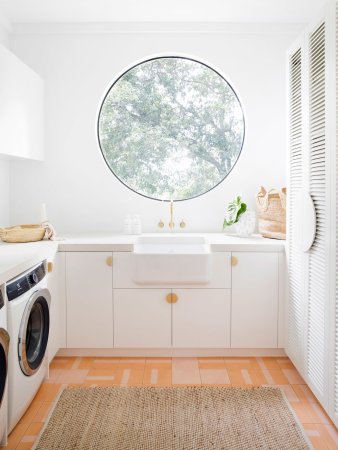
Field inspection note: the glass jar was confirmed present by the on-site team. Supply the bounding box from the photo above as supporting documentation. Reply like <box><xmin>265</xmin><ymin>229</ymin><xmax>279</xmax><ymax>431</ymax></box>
<box><xmin>235</xmin><ymin>211</ymin><xmax>256</xmax><ymax>237</ymax></box>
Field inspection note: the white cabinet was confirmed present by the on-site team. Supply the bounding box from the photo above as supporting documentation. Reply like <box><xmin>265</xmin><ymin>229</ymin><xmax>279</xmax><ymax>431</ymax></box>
<box><xmin>66</xmin><ymin>252</ymin><xmax>113</xmax><ymax>348</ymax></box>
<box><xmin>172</xmin><ymin>289</ymin><xmax>230</xmax><ymax>348</ymax></box>
<box><xmin>114</xmin><ymin>289</ymin><xmax>171</xmax><ymax>348</ymax></box>
<box><xmin>114</xmin><ymin>288</ymin><xmax>231</xmax><ymax>349</ymax></box>
<box><xmin>231</xmin><ymin>252</ymin><xmax>279</xmax><ymax>348</ymax></box>
<box><xmin>113</xmin><ymin>250</ymin><xmax>281</xmax><ymax>349</ymax></box>
<box><xmin>63</xmin><ymin>249</ymin><xmax>282</xmax><ymax>352</ymax></box>
<box><xmin>47</xmin><ymin>252</ymin><xmax>66</xmax><ymax>362</ymax></box>
<box><xmin>113</xmin><ymin>252</ymin><xmax>232</xmax><ymax>348</ymax></box>
<box><xmin>0</xmin><ymin>44</ymin><xmax>44</xmax><ymax>160</ymax></box>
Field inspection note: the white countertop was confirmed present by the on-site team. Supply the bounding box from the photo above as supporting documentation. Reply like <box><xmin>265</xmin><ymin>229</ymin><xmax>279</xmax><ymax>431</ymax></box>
<box><xmin>0</xmin><ymin>233</ymin><xmax>285</xmax><ymax>285</ymax></box>
<box><xmin>0</xmin><ymin>240</ymin><xmax>59</xmax><ymax>285</ymax></box>
<box><xmin>57</xmin><ymin>233</ymin><xmax>285</xmax><ymax>252</ymax></box>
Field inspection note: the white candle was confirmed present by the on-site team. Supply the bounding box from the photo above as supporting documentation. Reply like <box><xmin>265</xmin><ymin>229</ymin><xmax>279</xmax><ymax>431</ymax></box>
<box><xmin>40</xmin><ymin>203</ymin><xmax>48</xmax><ymax>223</ymax></box>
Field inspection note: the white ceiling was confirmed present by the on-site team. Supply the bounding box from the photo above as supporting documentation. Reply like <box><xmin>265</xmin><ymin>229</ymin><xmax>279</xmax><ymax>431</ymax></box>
<box><xmin>0</xmin><ymin>0</ymin><xmax>329</xmax><ymax>24</ymax></box>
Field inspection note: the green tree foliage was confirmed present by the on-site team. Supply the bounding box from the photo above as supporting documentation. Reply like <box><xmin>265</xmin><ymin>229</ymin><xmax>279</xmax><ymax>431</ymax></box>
<box><xmin>98</xmin><ymin>57</ymin><xmax>244</xmax><ymax>200</ymax></box>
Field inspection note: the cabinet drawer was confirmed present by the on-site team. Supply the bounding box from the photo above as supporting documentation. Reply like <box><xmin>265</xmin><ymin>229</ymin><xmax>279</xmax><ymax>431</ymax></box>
<box><xmin>113</xmin><ymin>252</ymin><xmax>231</xmax><ymax>289</ymax></box>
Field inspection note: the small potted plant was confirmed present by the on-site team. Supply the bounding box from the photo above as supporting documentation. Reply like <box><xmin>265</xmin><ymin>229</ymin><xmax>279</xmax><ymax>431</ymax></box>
<box><xmin>223</xmin><ymin>196</ymin><xmax>255</xmax><ymax>237</ymax></box>
<box><xmin>223</xmin><ymin>196</ymin><xmax>247</xmax><ymax>229</ymax></box>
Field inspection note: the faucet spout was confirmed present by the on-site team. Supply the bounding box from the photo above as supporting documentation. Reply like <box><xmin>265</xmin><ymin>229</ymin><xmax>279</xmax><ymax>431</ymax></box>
<box><xmin>169</xmin><ymin>199</ymin><xmax>175</xmax><ymax>231</ymax></box>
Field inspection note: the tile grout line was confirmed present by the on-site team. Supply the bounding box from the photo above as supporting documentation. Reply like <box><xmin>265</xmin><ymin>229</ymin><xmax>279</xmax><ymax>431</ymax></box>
<box><xmin>6</xmin><ymin>356</ymin><xmax>338</xmax><ymax>450</ymax></box>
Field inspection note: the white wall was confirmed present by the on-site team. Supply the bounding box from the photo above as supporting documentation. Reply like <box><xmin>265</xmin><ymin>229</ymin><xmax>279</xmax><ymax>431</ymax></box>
<box><xmin>9</xmin><ymin>24</ymin><xmax>300</xmax><ymax>233</ymax></box>
<box><xmin>0</xmin><ymin>18</ymin><xmax>11</xmax><ymax>226</ymax></box>
<box><xmin>0</xmin><ymin>12</ymin><xmax>10</xmax><ymax>47</ymax></box>
<box><xmin>0</xmin><ymin>160</ymin><xmax>10</xmax><ymax>226</ymax></box>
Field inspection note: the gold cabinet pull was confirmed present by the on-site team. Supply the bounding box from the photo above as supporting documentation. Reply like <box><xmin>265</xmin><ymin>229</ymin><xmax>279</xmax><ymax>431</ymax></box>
<box><xmin>106</xmin><ymin>256</ymin><xmax>113</xmax><ymax>267</ymax></box>
<box><xmin>171</xmin><ymin>293</ymin><xmax>178</xmax><ymax>304</ymax></box>
<box><xmin>166</xmin><ymin>293</ymin><xmax>178</xmax><ymax>304</ymax></box>
<box><xmin>231</xmin><ymin>256</ymin><xmax>238</xmax><ymax>267</ymax></box>
<box><xmin>47</xmin><ymin>262</ymin><xmax>53</xmax><ymax>273</ymax></box>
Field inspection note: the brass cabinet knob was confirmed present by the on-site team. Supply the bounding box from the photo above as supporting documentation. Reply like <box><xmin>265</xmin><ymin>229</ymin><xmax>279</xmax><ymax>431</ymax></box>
<box><xmin>166</xmin><ymin>293</ymin><xmax>178</xmax><ymax>304</ymax></box>
<box><xmin>47</xmin><ymin>262</ymin><xmax>53</xmax><ymax>273</ymax></box>
<box><xmin>179</xmin><ymin>220</ymin><xmax>186</xmax><ymax>228</ymax></box>
<box><xmin>231</xmin><ymin>256</ymin><xmax>238</xmax><ymax>267</ymax></box>
<box><xmin>106</xmin><ymin>256</ymin><xmax>113</xmax><ymax>267</ymax></box>
<box><xmin>158</xmin><ymin>219</ymin><xmax>164</xmax><ymax>228</ymax></box>
<box><xmin>171</xmin><ymin>293</ymin><xmax>178</xmax><ymax>304</ymax></box>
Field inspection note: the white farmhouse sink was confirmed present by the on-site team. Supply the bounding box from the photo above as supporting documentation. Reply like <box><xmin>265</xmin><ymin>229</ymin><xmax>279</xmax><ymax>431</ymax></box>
<box><xmin>132</xmin><ymin>235</ymin><xmax>211</xmax><ymax>284</ymax></box>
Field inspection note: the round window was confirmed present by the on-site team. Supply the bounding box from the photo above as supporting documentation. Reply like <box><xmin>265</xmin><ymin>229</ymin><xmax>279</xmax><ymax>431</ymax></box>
<box><xmin>98</xmin><ymin>56</ymin><xmax>245</xmax><ymax>201</ymax></box>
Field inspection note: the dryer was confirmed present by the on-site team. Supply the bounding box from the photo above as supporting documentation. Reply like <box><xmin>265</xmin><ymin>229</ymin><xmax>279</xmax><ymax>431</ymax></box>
<box><xmin>6</xmin><ymin>261</ymin><xmax>51</xmax><ymax>432</ymax></box>
<box><xmin>0</xmin><ymin>286</ymin><xmax>10</xmax><ymax>446</ymax></box>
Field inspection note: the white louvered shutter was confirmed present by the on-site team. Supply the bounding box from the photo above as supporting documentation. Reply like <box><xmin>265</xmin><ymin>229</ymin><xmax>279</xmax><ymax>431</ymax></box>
<box><xmin>288</xmin><ymin>1</ymin><xmax>338</xmax><ymax>426</ymax></box>
<box><xmin>334</xmin><ymin>0</ymin><xmax>338</xmax><ymax>425</ymax></box>
<box><xmin>306</xmin><ymin>22</ymin><xmax>327</xmax><ymax>402</ymax></box>
<box><xmin>287</xmin><ymin>47</ymin><xmax>305</xmax><ymax>368</ymax></box>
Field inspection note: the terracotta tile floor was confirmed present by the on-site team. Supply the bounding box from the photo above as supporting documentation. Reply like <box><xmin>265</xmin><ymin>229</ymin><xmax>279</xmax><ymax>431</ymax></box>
<box><xmin>4</xmin><ymin>356</ymin><xmax>338</xmax><ymax>449</ymax></box>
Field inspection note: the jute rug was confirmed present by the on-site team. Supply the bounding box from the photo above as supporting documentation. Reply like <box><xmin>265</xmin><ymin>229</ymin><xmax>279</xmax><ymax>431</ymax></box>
<box><xmin>33</xmin><ymin>386</ymin><xmax>313</xmax><ymax>450</ymax></box>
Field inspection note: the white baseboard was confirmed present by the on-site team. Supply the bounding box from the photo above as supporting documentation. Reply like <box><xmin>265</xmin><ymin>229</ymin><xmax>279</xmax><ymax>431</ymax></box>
<box><xmin>56</xmin><ymin>348</ymin><xmax>286</xmax><ymax>357</ymax></box>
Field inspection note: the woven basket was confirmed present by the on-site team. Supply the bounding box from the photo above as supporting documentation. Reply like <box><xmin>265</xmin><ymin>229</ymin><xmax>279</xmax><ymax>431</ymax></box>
<box><xmin>256</xmin><ymin>187</ymin><xmax>286</xmax><ymax>240</ymax></box>
<box><xmin>0</xmin><ymin>224</ymin><xmax>46</xmax><ymax>243</ymax></box>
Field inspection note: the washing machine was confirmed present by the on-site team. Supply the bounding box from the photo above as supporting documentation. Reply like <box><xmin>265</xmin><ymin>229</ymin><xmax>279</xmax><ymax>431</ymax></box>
<box><xmin>0</xmin><ymin>285</ymin><xmax>10</xmax><ymax>446</ymax></box>
<box><xmin>6</xmin><ymin>261</ymin><xmax>51</xmax><ymax>432</ymax></box>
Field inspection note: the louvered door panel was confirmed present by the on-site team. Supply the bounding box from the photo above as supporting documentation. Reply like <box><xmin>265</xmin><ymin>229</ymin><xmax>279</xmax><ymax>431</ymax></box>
<box><xmin>307</xmin><ymin>22</ymin><xmax>327</xmax><ymax>401</ymax></box>
<box><xmin>334</xmin><ymin>1</ymin><xmax>338</xmax><ymax>424</ymax></box>
<box><xmin>287</xmin><ymin>47</ymin><xmax>304</xmax><ymax>367</ymax></box>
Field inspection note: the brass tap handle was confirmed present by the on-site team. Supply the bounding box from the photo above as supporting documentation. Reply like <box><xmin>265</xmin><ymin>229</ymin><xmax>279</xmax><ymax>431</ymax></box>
<box><xmin>158</xmin><ymin>219</ymin><xmax>164</xmax><ymax>228</ymax></box>
<box><xmin>180</xmin><ymin>219</ymin><xmax>186</xmax><ymax>229</ymax></box>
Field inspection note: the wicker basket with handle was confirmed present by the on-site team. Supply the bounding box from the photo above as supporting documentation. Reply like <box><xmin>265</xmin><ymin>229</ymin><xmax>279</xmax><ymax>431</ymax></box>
<box><xmin>0</xmin><ymin>224</ymin><xmax>46</xmax><ymax>243</ymax></box>
<box><xmin>256</xmin><ymin>187</ymin><xmax>286</xmax><ymax>240</ymax></box>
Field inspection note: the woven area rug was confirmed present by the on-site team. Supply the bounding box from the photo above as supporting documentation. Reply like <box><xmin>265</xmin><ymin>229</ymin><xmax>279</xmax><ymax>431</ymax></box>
<box><xmin>33</xmin><ymin>386</ymin><xmax>312</xmax><ymax>450</ymax></box>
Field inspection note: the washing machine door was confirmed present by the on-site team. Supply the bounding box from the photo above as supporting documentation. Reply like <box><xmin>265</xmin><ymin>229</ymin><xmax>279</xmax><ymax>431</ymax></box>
<box><xmin>0</xmin><ymin>328</ymin><xmax>10</xmax><ymax>408</ymax></box>
<box><xmin>18</xmin><ymin>288</ymin><xmax>51</xmax><ymax>376</ymax></box>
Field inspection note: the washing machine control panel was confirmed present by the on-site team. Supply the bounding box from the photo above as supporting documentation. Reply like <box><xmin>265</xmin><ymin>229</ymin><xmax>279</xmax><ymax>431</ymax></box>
<box><xmin>6</xmin><ymin>262</ymin><xmax>46</xmax><ymax>301</ymax></box>
<box><xmin>29</xmin><ymin>272</ymin><xmax>39</xmax><ymax>284</ymax></box>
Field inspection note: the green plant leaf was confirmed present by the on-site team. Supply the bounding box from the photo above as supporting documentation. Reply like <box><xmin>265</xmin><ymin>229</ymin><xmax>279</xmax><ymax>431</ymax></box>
<box><xmin>223</xmin><ymin>196</ymin><xmax>247</xmax><ymax>229</ymax></box>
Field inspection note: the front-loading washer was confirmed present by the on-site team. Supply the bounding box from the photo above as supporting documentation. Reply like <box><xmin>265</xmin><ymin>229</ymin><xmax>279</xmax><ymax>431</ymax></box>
<box><xmin>0</xmin><ymin>285</ymin><xmax>10</xmax><ymax>446</ymax></box>
<box><xmin>6</xmin><ymin>261</ymin><xmax>51</xmax><ymax>432</ymax></box>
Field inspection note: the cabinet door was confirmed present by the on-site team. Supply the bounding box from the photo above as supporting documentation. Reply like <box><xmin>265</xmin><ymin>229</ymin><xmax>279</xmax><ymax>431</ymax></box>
<box><xmin>172</xmin><ymin>289</ymin><xmax>230</xmax><ymax>348</ymax></box>
<box><xmin>66</xmin><ymin>252</ymin><xmax>113</xmax><ymax>348</ymax></box>
<box><xmin>47</xmin><ymin>252</ymin><xmax>66</xmax><ymax>361</ymax></box>
<box><xmin>0</xmin><ymin>44</ymin><xmax>44</xmax><ymax>160</ymax></box>
<box><xmin>114</xmin><ymin>289</ymin><xmax>171</xmax><ymax>348</ymax></box>
<box><xmin>231</xmin><ymin>252</ymin><xmax>278</xmax><ymax>348</ymax></box>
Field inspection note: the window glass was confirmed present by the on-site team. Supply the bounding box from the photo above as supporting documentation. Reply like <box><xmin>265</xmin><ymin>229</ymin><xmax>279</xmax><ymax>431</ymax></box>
<box><xmin>98</xmin><ymin>57</ymin><xmax>245</xmax><ymax>201</ymax></box>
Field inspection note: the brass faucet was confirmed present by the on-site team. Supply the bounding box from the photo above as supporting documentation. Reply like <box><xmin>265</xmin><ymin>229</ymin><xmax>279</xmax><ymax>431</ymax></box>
<box><xmin>169</xmin><ymin>199</ymin><xmax>175</xmax><ymax>230</ymax></box>
<box><xmin>158</xmin><ymin>199</ymin><xmax>186</xmax><ymax>230</ymax></box>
